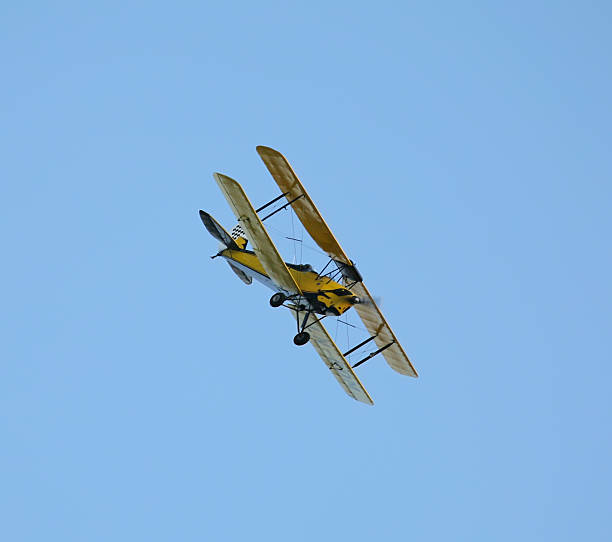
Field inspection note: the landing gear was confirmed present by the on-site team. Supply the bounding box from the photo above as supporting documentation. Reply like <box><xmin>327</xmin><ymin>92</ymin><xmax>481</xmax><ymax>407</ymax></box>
<box><xmin>293</xmin><ymin>331</ymin><xmax>310</xmax><ymax>346</ymax></box>
<box><xmin>293</xmin><ymin>306</ymin><xmax>312</xmax><ymax>346</ymax></box>
<box><xmin>279</xmin><ymin>295</ymin><xmax>312</xmax><ymax>346</ymax></box>
<box><xmin>269</xmin><ymin>292</ymin><xmax>286</xmax><ymax>307</ymax></box>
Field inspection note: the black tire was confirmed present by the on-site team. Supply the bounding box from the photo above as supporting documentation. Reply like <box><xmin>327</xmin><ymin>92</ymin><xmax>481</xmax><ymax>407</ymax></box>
<box><xmin>293</xmin><ymin>331</ymin><xmax>310</xmax><ymax>346</ymax></box>
<box><xmin>269</xmin><ymin>292</ymin><xmax>286</xmax><ymax>307</ymax></box>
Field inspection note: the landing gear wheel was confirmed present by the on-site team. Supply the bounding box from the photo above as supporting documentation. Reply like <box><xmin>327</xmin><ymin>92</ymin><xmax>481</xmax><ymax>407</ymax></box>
<box><xmin>293</xmin><ymin>331</ymin><xmax>310</xmax><ymax>346</ymax></box>
<box><xmin>269</xmin><ymin>293</ymin><xmax>286</xmax><ymax>307</ymax></box>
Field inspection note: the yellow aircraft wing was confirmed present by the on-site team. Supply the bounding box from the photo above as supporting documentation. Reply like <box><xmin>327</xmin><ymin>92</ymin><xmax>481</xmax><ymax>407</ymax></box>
<box><xmin>256</xmin><ymin>147</ymin><xmax>417</xmax><ymax>377</ymax></box>
<box><xmin>350</xmin><ymin>282</ymin><xmax>418</xmax><ymax>377</ymax></box>
<box><xmin>256</xmin><ymin>146</ymin><xmax>352</xmax><ymax>266</ymax></box>
<box><xmin>214</xmin><ymin>172</ymin><xmax>302</xmax><ymax>296</ymax></box>
<box><xmin>292</xmin><ymin>310</ymin><xmax>373</xmax><ymax>405</ymax></box>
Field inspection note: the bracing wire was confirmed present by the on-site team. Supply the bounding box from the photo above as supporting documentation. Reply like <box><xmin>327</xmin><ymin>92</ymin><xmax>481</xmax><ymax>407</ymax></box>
<box><xmin>299</xmin><ymin>216</ymin><xmax>303</xmax><ymax>265</ymax></box>
<box><xmin>346</xmin><ymin>311</ymin><xmax>351</xmax><ymax>360</ymax></box>
<box><xmin>265</xmin><ymin>223</ymin><xmax>328</xmax><ymax>257</ymax></box>
<box><xmin>290</xmin><ymin>207</ymin><xmax>296</xmax><ymax>264</ymax></box>
<box><xmin>258</xmin><ymin>201</ymin><xmax>376</xmax><ymax>357</ymax></box>
<box><xmin>334</xmin><ymin>314</ymin><xmax>339</xmax><ymax>342</ymax></box>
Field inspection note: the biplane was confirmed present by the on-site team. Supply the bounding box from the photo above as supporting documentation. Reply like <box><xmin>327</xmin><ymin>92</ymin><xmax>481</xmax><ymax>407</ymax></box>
<box><xmin>199</xmin><ymin>146</ymin><xmax>417</xmax><ymax>404</ymax></box>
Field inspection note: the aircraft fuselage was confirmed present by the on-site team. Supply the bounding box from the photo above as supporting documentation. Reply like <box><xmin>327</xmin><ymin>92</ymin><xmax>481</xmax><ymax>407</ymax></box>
<box><xmin>220</xmin><ymin>248</ymin><xmax>358</xmax><ymax>316</ymax></box>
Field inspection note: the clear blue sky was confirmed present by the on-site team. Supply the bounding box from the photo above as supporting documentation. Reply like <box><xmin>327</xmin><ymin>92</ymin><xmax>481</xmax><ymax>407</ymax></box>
<box><xmin>2</xmin><ymin>2</ymin><xmax>611</xmax><ymax>540</ymax></box>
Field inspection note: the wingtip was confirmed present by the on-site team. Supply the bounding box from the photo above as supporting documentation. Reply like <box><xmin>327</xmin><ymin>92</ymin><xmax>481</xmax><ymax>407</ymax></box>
<box><xmin>213</xmin><ymin>172</ymin><xmax>233</xmax><ymax>183</ymax></box>
<box><xmin>214</xmin><ymin>172</ymin><xmax>241</xmax><ymax>189</ymax></box>
<box><xmin>256</xmin><ymin>145</ymin><xmax>281</xmax><ymax>156</ymax></box>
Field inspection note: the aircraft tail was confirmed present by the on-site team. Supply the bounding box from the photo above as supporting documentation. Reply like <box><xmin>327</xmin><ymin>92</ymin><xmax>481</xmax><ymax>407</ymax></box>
<box><xmin>199</xmin><ymin>210</ymin><xmax>240</xmax><ymax>249</ymax></box>
<box><xmin>199</xmin><ymin>210</ymin><xmax>249</xmax><ymax>250</ymax></box>
<box><xmin>228</xmin><ymin>223</ymin><xmax>248</xmax><ymax>250</ymax></box>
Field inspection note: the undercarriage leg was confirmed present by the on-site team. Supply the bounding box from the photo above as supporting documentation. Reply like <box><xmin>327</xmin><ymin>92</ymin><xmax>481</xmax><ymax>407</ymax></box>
<box><xmin>293</xmin><ymin>307</ymin><xmax>311</xmax><ymax>346</ymax></box>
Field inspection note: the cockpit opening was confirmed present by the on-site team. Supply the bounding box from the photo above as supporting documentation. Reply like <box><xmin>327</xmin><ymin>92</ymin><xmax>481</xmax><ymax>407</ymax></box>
<box><xmin>286</xmin><ymin>263</ymin><xmax>315</xmax><ymax>273</ymax></box>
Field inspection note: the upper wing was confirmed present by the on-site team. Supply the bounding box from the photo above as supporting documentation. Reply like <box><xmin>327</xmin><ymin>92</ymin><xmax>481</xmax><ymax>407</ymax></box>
<box><xmin>256</xmin><ymin>146</ymin><xmax>417</xmax><ymax>378</ymax></box>
<box><xmin>256</xmin><ymin>146</ymin><xmax>352</xmax><ymax>266</ymax></box>
<box><xmin>214</xmin><ymin>172</ymin><xmax>302</xmax><ymax>296</ymax></box>
<box><xmin>350</xmin><ymin>282</ymin><xmax>418</xmax><ymax>377</ymax></box>
<box><xmin>291</xmin><ymin>309</ymin><xmax>373</xmax><ymax>405</ymax></box>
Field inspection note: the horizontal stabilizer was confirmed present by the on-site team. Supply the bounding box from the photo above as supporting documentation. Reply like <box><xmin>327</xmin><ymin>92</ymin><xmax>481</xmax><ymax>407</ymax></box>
<box><xmin>227</xmin><ymin>262</ymin><xmax>252</xmax><ymax>285</ymax></box>
<box><xmin>199</xmin><ymin>210</ymin><xmax>239</xmax><ymax>249</ymax></box>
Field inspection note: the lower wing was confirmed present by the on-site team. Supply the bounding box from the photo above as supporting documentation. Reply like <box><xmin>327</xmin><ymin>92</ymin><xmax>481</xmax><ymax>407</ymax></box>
<box><xmin>289</xmin><ymin>308</ymin><xmax>374</xmax><ymax>405</ymax></box>
<box><xmin>350</xmin><ymin>282</ymin><xmax>418</xmax><ymax>377</ymax></box>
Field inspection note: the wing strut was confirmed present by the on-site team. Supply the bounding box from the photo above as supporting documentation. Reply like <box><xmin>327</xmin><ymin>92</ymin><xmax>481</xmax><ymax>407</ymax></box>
<box><xmin>316</xmin><ymin>258</ymin><xmax>334</xmax><ymax>279</ymax></box>
<box><xmin>343</xmin><ymin>334</ymin><xmax>378</xmax><ymax>357</ymax></box>
<box><xmin>342</xmin><ymin>332</ymin><xmax>395</xmax><ymax>369</ymax></box>
<box><xmin>260</xmin><ymin>194</ymin><xmax>305</xmax><ymax>222</ymax></box>
<box><xmin>352</xmin><ymin>341</ymin><xmax>395</xmax><ymax>369</ymax></box>
<box><xmin>255</xmin><ymin>192</ymin><xmax>289</xmax><ymax>213</ymax></box>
